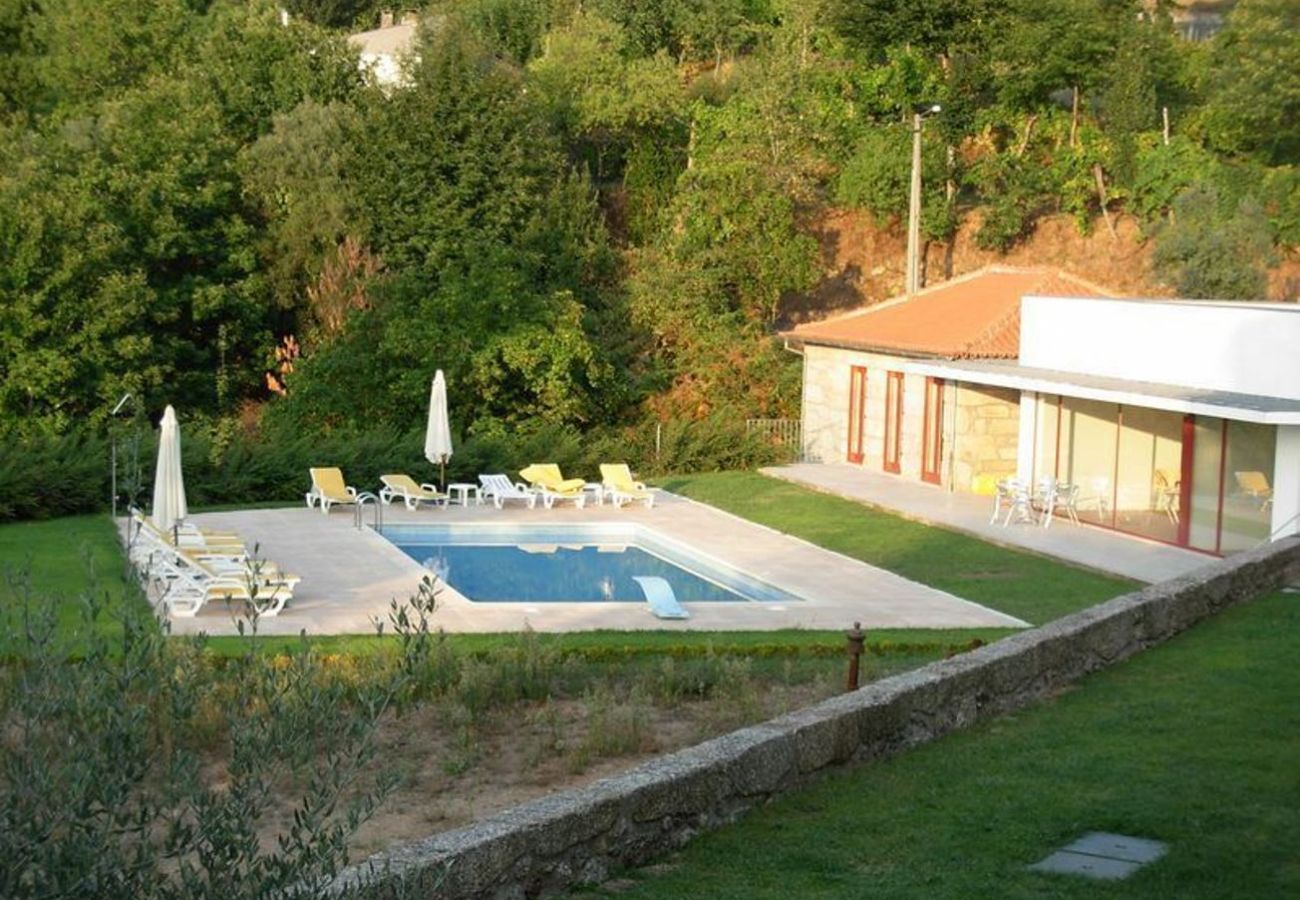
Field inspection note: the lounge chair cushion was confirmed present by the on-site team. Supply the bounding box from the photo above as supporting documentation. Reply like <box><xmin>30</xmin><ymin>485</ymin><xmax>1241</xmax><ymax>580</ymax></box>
<box><xmin>520</xmin><ymin>464</ymin><xmax>586</xmax><ymax>495</ymax></box>
<box><xmin>381</xmin><ymin>473</ymin><xmax>445</xmax><ymax>500</ymax></box>
<box><xmin>310</xmin><ymin>467</ymin><xmax>356</xmax><ymax>503</ymax></box>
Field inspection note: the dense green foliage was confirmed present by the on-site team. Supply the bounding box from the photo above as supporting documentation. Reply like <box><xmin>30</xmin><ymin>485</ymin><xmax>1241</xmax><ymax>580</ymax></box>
<box><xmin>0</xmin><ymin>0</ymin><xmax>1296</xmax><ymax>515</ymax></box>
<box><xmin>0</xmin><ymin>416</ymin><xmax>783</xmax><ymax>521</ymax></box>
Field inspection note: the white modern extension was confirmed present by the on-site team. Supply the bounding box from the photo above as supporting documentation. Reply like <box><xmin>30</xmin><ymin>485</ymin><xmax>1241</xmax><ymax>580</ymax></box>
<box><xmin>907</xmin><ymin>295</ymin><xmax>1300</xmax><ymax>553</ymax></box>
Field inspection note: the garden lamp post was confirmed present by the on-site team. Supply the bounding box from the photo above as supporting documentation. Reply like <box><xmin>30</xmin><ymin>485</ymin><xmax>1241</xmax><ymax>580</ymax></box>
<box><xmin>109</xmin><ymin>392</ymin><xmax>131</xmax><ymax>521</ymax></box>
<box><xmin>906</xmin><ymin>103</ymin><xmax>942</xmax><ymax>296</ymax></box>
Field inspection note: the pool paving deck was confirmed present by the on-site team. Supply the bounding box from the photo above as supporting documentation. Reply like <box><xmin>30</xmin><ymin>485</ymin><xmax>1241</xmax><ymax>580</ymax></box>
<box><xmin>152</xmin><ymin>491</ymin><xmax>1028</xmax><ymax>636</ymax></box>
<box><xmin>761</xmin><ymin>463</ymin><xmax>1214</xmax><ymax>585</ymax></box>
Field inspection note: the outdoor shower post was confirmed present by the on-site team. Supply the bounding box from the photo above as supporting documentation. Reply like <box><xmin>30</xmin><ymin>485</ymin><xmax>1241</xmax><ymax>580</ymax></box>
<box><xmin>845</xmin><ymin>621</ymin><xmax>866</xmax><ymax>692</ymax></box>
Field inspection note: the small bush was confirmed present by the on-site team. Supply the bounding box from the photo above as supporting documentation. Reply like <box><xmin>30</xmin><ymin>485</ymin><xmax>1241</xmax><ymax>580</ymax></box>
<box><xmin>0</xmin><ymin>564</ymin><xmax>440</xmax><ymax>899</ymax></box>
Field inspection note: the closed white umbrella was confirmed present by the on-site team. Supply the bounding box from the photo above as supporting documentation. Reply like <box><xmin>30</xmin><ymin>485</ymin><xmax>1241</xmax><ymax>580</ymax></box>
<box><xmin>424</xmin><ymin>370</ymin><xmax>453</xmax><ymax>488</ymax></box>
<box><xmin>151</xmin><ymin>405</ymin><xmax>188</xmax><ymax>537</ymax></box>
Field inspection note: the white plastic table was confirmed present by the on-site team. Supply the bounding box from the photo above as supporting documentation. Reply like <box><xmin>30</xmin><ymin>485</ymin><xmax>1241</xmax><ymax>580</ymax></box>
<box><xmin>446</xmin><ymin>482</ymin><xmax>482</xmax><ymax>507</ymax></box>
<box><xmin>582</xmin><ymin>482</ymin><xmax>605</xmax><ymax>506</ymax></box>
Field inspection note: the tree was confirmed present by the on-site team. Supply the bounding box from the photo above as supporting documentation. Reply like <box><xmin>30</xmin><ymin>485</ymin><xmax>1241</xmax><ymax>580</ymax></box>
<box><xmin>1100</xmin><ymin>29</ymin><xmax>1158</xmax><ymax>185</ymax></box>
<box><xmin>1200</xmin><ymin>0</ymin><xmax>1300</xmax><ymax>165</ymax></box>
<box><xmin>830</xmin><ymin>0</ymin><xmax>992</xmax><ymax>63</ymax></box>
<box><xmin>1153</xmin><ymin>185</ymin><xmax>1274</xmax><ymax>300</ymax></box>
<box><xmin>527</xmin><ymin>10</ymin><xmax>685</xmax><ymax>177</ymax></box>
<box><xmin>26</xmin><ymin>0</ymin><xmax>200</xmax><ymax>119</ymax></box>
<box><xmin>272</xmin><ymin>22</ymin><xmax>619</xmax><ymax>433</ymax></box>
<box><xmin>283</xmin><ymin>0</ymin><xmax>380</xmax><ymax>29</ymax></box>
<box><xmin>239</xmin><ymin>100</ymin><xmax>364</xmax><ymax>317</ymax></box>
<box><xmin>0</xmin><ymin>4</ymin><xmax>362</xmax><ymax>428</ymax></box>
<box><xmin>990</xmin><ymin>0</ymin><xmax>1119</xmax><ymax>113</ymax></box>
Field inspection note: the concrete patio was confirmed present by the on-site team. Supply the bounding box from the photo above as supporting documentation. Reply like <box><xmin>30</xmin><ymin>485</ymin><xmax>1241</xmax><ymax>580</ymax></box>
<box><xmin>146</xmin><ymin>491</ymin><xmax>1028</xmax><ymax>636</ymax></box>
<box><xmin>761</xmin><ymin>463</ymin><xmax>1215</xmax><ymax>584</ymax></box>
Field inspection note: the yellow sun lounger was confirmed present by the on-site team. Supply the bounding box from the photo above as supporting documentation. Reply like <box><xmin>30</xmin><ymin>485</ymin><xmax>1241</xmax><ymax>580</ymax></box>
<box><xmin>379</xmin><ymin>474</ymin><xmax>449</xmax><ymax>510</ymax></box>
<box><xmin>519</xmin><ymin>464</ymin><xmax>587</xmax><ymax>509</ymax></box>
<box><xmin>600</xmin><ymin>463</ymin><xmax>655</xmax><ymax>508</ymax></box>
<box><xmin>306</xmin><ymin>467</ymin><xmax>359</xmax><ymax>514</ymax></box>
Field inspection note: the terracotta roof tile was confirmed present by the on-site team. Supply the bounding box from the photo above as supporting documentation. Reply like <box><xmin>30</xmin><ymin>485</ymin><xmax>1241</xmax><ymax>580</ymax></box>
<box><xmin>783</xmin><ymin>266</ymin><xmax>1117</xmax><ymax>359</ymax></box>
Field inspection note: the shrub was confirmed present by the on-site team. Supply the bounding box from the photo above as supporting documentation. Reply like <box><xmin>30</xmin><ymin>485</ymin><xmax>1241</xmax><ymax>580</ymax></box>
<box><xmin>1153</xmin><ymin>185</ymin><xmax>1275</xmax><ymax>300</ymax></box>
<box><xmin>0</xmin><ymin>567</ymin><xmax>440</xmax><ymax>899</ymax></box>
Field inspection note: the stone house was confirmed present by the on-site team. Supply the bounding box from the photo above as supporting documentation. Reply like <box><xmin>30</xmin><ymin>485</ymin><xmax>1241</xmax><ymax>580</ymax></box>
<box><xmin>783</xmin><ymin>267</ymin><xmax>1300</xmax><ymax>554</ymax></box>
<box><xmin>347</xmin><ymin>10</ymin><xmax>421</xmax><ymax>88</ymax></box>
<box><xmin>782</xmin><ymin>266</ymin><xmax>1114</xmax><ymax>492</ymax></box>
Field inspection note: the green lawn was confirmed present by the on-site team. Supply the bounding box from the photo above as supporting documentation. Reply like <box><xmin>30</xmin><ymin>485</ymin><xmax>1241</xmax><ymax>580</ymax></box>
<box><xmin>574</xmin><ymin>589</ymin><xmax>1300</xmax><ymax>899</ymax></box>
<box><xmin>0</xmin><ymin>515</ymin><xmax>137</xmax><ymax>644</ymax></box>
<box><xmin>661</xmin><ymin>472</ymin><xmax>1133</xmax><ymax>625</ymax></box>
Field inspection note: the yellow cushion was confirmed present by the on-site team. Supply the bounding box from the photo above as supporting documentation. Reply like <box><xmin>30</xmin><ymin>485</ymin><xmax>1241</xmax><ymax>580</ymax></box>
<box><xmin>381</xmin><ymin>473</ymin><xmax>442</xmax><ymax>499</ymax></box>
<box><xmin>520</xmin><ymin>464</ymin><xmax>585</xmax><ymax>494</ymax></box>
<box><xmin>970</xmin><ymin>473</ymin><xmax>1001</xmax><ymax>496</ymax></box>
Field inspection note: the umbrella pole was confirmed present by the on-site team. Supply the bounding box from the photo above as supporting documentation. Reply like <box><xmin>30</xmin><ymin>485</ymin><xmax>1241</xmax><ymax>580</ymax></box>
<box><xmin>440</xmin><ymin>459</ymin><xmax>446</xmax><ymax>491</ymax></box>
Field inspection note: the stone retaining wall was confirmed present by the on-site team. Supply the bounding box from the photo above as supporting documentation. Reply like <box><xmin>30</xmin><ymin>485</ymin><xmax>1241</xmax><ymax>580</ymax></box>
<box><xmin>337</xmin><ymin>537</ymin><xmax>1300</xmax><ymax>899</ymax></box>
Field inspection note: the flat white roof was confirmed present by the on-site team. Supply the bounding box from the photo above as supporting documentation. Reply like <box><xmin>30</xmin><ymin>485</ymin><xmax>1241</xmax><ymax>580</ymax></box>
<box><xmin>905</xmin><ymin>359</ymin><xmax>1300</xmax><ymax>425</ymax></box>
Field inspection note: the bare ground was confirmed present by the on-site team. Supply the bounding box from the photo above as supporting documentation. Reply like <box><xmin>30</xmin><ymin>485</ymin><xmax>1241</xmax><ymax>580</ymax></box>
<box><xmin>248</xmin><ymin>668</ymin><xmax>854</xmax><ymax>860</ymax></box>
<box><xmin>785</xmin><ymin>207</ymin><xmax>1297</xmax><ymax>329</ymax></box>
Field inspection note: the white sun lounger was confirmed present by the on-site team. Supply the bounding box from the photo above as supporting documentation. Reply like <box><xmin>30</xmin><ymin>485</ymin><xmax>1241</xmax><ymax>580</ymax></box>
<box><xmin>633</xmin><ymin>576</ymin><xmax>690</xmax><ymax>620</ymax></box>
<box><xmin>478</xmin><ymin>474</ymin><xmax>538</xmax><ymax>509</ymax></box>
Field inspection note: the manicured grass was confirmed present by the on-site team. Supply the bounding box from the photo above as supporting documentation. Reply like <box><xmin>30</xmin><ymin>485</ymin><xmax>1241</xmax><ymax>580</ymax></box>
<box><xmin>660</xmin><ymin>472</ymin><xmax>1133</xmax><ymax>625</ymax></box>
<box><xmin>0</xmin><ymin>514</ymin><xmax>127</xmax><ymax>598</ymax></box>
<box><xmin>0</xmin><ymin>515</ymin><xmax>144</xmax><ymax>644</ymax></box>
<box><xmin>574</xmin><ymin>590</ymin><xmax>1300</xmax><ymax>899</ymax></box>
<box><xmin>201</xmin><ymin>628</ymin><xmax>992</xmax><ymax>660</ymax></box>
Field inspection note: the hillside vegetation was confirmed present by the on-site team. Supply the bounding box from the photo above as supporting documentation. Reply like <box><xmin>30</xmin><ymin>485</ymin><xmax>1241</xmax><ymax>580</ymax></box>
<box><xmin>0</xmin><ymin>0</ymin><xmax>1296</xmax><ymax>508</ymax></box>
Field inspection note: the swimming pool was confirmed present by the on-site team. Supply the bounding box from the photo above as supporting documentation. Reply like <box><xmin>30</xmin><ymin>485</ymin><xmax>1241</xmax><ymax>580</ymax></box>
<box><xmin>379</xmin><ymin>523</ymin><xmax>802</xmax><ymax>606</ymax></box>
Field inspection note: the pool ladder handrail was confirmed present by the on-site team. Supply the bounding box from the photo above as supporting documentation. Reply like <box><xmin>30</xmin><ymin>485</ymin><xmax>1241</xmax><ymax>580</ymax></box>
<box><xmin>353</xmin><ymin>491</ymin><xmax>383</xmax><ymax>531</ymax></box>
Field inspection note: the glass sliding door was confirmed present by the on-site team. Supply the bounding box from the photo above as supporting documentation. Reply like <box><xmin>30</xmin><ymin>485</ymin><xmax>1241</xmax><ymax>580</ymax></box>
<box><xmin>1187</xmin><ymin>418</ymin><xmax>1224</xmax><ymax>552</ymax></box>
<box><xmin>1220</xmin><ymin>421</ymin><xmax>1275</xmax><ymax>552</ymax></box>
<box><xmin>1058</xmin><ymin>398</ymin><xmax>1119</xmax><ymax>526</ymax></box>
<box><xmin>1114</xmin><ymin>406</ymin><xmax>1184</xmax><ymax>544</ymax></box>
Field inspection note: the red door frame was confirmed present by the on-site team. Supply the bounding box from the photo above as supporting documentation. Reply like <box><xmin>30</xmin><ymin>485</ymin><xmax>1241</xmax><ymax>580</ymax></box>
<box><xmin>921</xmin><ymin>377</ymin><xmax>944</xmax><ymax>484</ymax></box>
<box><xmin>883</xmin><ymin>371</ymin><xmax>904</xmax><ymax>474</ymax></box>
<box><xmin>846</xmin><ymin>366</ymin><xmax>867</xmax><ymax>464</ymax></box>
<box><xmin>1176</xmin><ymin>414</ymin><xmax>1195</xmax><ymax>547</ymax></box>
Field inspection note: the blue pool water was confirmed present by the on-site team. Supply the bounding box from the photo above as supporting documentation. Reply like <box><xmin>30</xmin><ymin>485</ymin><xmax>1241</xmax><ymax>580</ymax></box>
<box><xmin>380</xmin><ymin>524</ymin><xmax>797</xmax><ymax>605</ymax></box>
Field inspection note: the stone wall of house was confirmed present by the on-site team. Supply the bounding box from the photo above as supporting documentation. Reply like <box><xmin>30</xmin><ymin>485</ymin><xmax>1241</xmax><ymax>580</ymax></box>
<box><xmin>334</xmin><ymin>538</ymin><xmax>1300</xmax><ymax>900</ymax></box>
<box><xmin>951</xmin><ymin>384</ymin><xmax>1020</xmax><ymax>491</ymax></box>
<box><xmin>800</xmin><ymin>345</ymin><xmax>929</xmax><ymax>481</ymax></box>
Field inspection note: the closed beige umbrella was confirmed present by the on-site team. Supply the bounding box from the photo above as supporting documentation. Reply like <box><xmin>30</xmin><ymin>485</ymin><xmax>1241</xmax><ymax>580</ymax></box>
<box><xmin>151</xmin><ymin>405</ymin><xmax>188</xmax><ymax>537</ymax></box>
<box><xmin>424</xmin><ymin>370</ymin><xmax>453</xmax><ymax>488</ymax></box>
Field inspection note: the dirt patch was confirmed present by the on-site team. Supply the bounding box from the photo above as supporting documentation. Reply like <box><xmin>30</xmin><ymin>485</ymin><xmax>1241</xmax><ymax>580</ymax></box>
<box><xmin>347</xmin><ymin>678</ymin><xmax>837</xmax><ymax>857</ymax></box>
<box><xmin>250</xmin><ymin>667</ymin><xmax>864</xmax><ymax>860</ymax></box>
<box><xmin>789</xmin><ymin>206</ymin><xmax>1297</xmax><ymax>327</ymax></box>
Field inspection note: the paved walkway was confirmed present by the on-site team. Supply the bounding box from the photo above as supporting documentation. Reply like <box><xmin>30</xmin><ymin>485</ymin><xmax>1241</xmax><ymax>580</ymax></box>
<box><xmin>143</xmin><ymin>491</ymin><xmax>1028</xmax><ymax>636</ymax></box>
<box><xmin>761</xmin><ymin>463</ymin><xmax>1214</xmax><ymax>584</ymax></box>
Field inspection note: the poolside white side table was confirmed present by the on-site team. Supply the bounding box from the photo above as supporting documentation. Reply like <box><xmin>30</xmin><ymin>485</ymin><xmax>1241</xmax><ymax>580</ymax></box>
<box><xmin>582</xmin><ymin>482</ymin><xmax>605</xmax><ymax>506</ymax></box>
<box><xmin>446</xmin><ymin>483</ymin><xmax>482</xmax><ymax>507</ymax></box>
